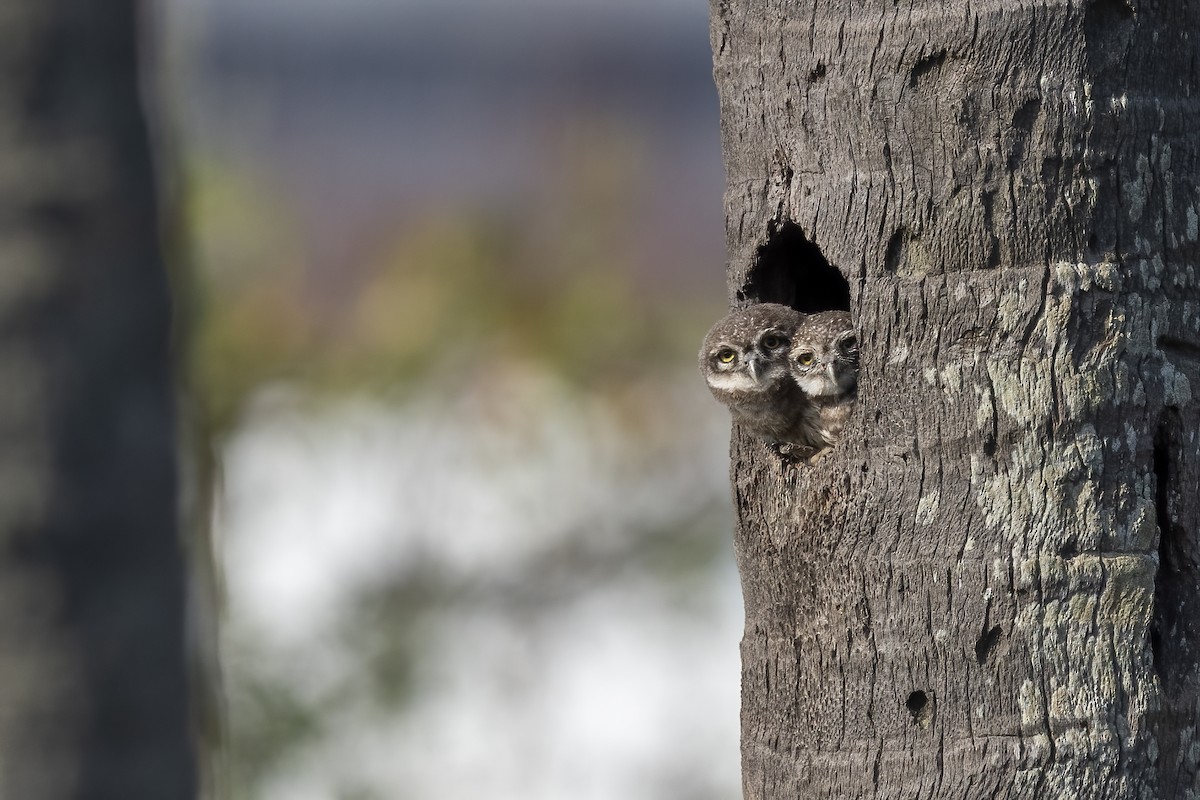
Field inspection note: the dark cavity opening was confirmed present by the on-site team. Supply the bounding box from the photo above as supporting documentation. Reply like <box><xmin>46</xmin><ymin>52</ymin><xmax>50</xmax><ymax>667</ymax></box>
<box><xmin>1082</xmin><ymin>0</ymin><xmax>1135</xmax><ymax>91</ymax></box>
<box><xmin>1151</xmin><ymin>406</ymin><xmax>1193</xmax><ymax>693</ymax></box>
<box><xmin>908</xmin><ymin>49</ymin><xmax>947</xmax><ymax>88</ymax></box>
<box><xmin>739</xmin><ymin>221</ymin><xmax>850</xmax><ymax>314</ymax></box>
<box><xmin>982</xmin><ymin>434</ymin><xmax>997</xmax><ymax>458</ymax></box>
<box><xmin>1153</xmin><ymin>409</ymin><xmax>1177</xmax><ymax>553</ymax></box>
<box><xmin>905</xmin><ymin>690</ymin><xmax>933</xmax><ymax>728</ymax></box>
<box><xmin>974</xmin><ymin>625</ymin><xmax>1003</xmax><ymax>665</ymax></box>
<box><xmin>1084</xmin><ymin>0</ymin><xmax>1134</xmax><ymax>31</ymax></box>
<box><xmin>1158</xmin><ymin>336</ymin><xmax>1200</xmax><ymax>363</ymax></box>
<box><xmin>1148</xmin><ymin>406</ymin><xmax>1200</xmax><ymax>800</ymax></box>
<box><xmin>884</xmin><ymin>227</ymin><xmax>907</xmax><ymax>273</ymax></box>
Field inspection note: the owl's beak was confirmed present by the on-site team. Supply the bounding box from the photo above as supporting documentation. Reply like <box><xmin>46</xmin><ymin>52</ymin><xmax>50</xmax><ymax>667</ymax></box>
<box><xmin>745</xmin><ymin>354</ymin><xmax>762</xmax><ymax>381</ymax></box>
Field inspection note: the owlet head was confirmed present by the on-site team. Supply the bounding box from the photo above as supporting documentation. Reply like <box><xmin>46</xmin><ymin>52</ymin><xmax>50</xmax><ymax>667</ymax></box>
<box><xmin>700</xmin><ymin>303</ymin><xmax>806</xmax><ymax>398</ymax></box>
<box><xmin>790</xmin><ymin>311</ymin><xmax>858</xmax><ymax>398</ymax></box>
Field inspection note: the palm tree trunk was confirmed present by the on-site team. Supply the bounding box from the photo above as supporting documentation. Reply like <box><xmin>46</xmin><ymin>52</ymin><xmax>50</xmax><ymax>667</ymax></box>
<box><xmin>712</xmin><ymin>1</ymin><xmax>1200</xmax><ymax>796</ymax></box>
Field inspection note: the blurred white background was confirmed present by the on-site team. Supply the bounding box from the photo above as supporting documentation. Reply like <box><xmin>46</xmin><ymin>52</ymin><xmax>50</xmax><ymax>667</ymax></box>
<box><xmin>155</xmin><ymin>1</ymin><xmax>741</xmax><ymax>797</ymax></box>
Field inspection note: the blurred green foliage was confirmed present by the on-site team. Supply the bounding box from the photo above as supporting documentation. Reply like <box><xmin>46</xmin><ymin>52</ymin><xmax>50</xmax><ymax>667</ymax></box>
<box><xmin>185</xmin><ymin>157</ymin><xmax>723</xmax><ymax>437</ymax></box>
<box><xmin>183</xmin><ymin>132</ymin><xmax>732</xmax><ymax>800</ymax></box>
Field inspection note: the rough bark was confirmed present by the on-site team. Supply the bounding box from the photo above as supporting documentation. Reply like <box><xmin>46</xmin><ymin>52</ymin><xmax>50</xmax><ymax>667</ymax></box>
<box><xmin>711</xmin><ymin>1</ymin><xmax>1200</xmax><ymax>797</ymax></box>
<box><xmin>0</xmin><ymin>2</ymin><xmax>196</xmax><ymax>797</ymax></box>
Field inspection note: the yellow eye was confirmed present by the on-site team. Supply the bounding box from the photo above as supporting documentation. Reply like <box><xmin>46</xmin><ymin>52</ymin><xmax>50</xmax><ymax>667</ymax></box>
<box><xmin>717</xmin><ymin>350</ymin><xmax>736</xmax><ymax>364</ymax></box>
<box><xmin>796</xmin><ymin>352</ymin><xmax>815</xmax><ymax>367</ymax></box>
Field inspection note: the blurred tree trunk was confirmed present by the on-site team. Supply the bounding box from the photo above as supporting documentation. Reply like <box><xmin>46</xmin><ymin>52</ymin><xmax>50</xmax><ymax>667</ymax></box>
<box><xmin>712</xmin><ymin>1</ymin><xmax>1200</xmax><ymax>797</ymax></box>
<box><xmin>0</xmin><ymin>2</ymin><xmax>196</xmax><ymax>798</ymax></box>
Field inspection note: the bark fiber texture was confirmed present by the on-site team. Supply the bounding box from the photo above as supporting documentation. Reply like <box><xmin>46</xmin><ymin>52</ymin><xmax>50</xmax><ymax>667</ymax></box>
<box><xmin>711</xmin><ymin>1</ymin><xmax>1200</xmax><ymax>797</ymax></box>
<box><xmin>0</xmin><ymin>2</ymin><xmax>196</xmax><ymax>798</ymax></box>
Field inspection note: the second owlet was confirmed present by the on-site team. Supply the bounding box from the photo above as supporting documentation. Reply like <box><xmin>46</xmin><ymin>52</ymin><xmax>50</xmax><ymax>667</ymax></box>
<box><xmin>699</xmin><ymin>303</ymin><xmax>810</xmax><ymax>444</ymax></box>
<box><xmin>788</xmin><ymin>310</ymin><xmax>858</xmax><ymax>450</ymax></box>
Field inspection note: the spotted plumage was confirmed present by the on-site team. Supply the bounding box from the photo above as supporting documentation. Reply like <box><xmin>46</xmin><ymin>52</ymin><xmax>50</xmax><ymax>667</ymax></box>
<box><xmin>788</xmin><ymin>310</ymin><xmax>858</xmax><ymax>451</ymax></box>
<box><xmin>699</xmin><ymin>303</ymin><xmax>811</xmax><ymax>444</ymax></box>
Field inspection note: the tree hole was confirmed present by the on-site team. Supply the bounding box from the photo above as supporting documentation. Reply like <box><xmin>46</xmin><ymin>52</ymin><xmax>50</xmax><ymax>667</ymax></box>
<box><xmin>739</xmin><ymin>221</ymin><xmax>850</xmax><ymax>314</ymax></box>
<box><xmin>1153</xmin><ymin>409</ymin><xmax>1176</xmax><ymax>550</ymax></box>
<box><xmin>974</xmin><ymin>625</ymin><xmax>1003</xmax><ymax>665</ymax></box>
<box><xmin>1147</xmin><ymin>407</ymin><xmax>1200</xmax><ymax>800</ymax></box>
<box><xmin>884</xmin><ymin>228</ymin><xmax>907</xmax><ymax>273</ymax></box>
<box><xmin>905</xmin><ymin>690</ymin><xmax>933</xmax><ymax>728</ymax></box>
<box><xmin>1158</xmin><ymin>335</ymin><xmax>1200</xmax><ymax>363</ymax></box>
<box><xmin>1151</xmin><ymin>406</ymin><xmax>1193</xmax><ymax>693</ymax></box>
<box><xmin>1083</xmin><ymin>0</ymin><xmax>1135</xmax><ymax>73</ymax></box>
<box><xmin>982</xmin><ymin>434</ymin><xmax>997</xmax><ymax>457</ymax></box>
<box><xmin>1086</xmin><ymin>0</ymin><xmax>1134</xmax><ymax>25</ymax></box>
<box><xmin>908</xmin><ymin>49</ymin><xmax>947</xmax><ymax>89</ymax></box>
<box><xmin>1011</xmin><ymin>97</ymin><xmax>1042</xmax><ymax>134</ymax></box>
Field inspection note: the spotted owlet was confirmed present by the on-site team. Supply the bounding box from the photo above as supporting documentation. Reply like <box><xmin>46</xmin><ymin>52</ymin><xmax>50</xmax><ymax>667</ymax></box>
<box><xmin>788</xmin><ymin>310</ymin><xmax>858</xmax><ymax>450</ymax></box>
<box><xmin>699</xmin><ymin>303</ymin><xmax>810</xmax><ymax>444</ymax></box>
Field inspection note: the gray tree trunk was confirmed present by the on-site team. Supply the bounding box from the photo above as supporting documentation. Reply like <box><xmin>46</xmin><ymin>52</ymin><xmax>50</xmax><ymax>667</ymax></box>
<box><xmin>711</xmin><ymin>1</ymin><xmax>1200</xmax><ymax>797</ymax></box>
<box><xmin>0</xmin><ymin>2</ymin><xmax>196</xmax><ymax>798</ymax></box>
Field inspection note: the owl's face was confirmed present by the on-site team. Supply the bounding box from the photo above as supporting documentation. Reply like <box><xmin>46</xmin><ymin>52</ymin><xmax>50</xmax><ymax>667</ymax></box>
<box><xmin>700</xmin><ymin>304</ymin><xmax>806</xmax><ymax>397</ymax></box>
<box><xmin>705</xmin><ymin>327</ymin><xmax>793</xmax><ymax>391</ymax></box>
<box><xmin>790</xmin><ymin>313</ymin><xmax>858</xmax><ymax>398</ymax></box>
